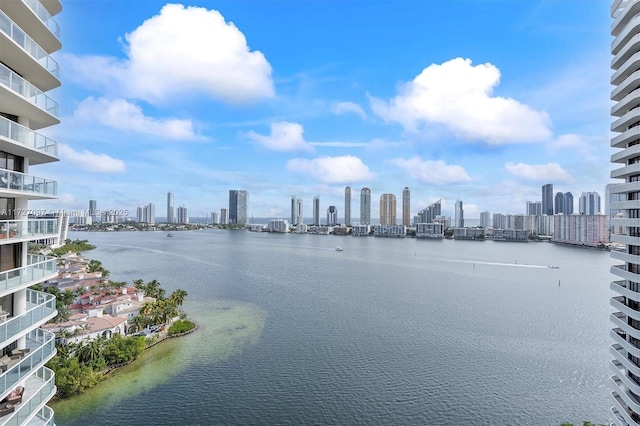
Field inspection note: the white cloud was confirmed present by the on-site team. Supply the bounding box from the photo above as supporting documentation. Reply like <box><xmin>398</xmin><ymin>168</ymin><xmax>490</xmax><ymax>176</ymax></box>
<box><xmin>390</xmin><ymin>157</ymin><xmax>471</xmax><ymax>184</ymax></box>
<box><xmin>74</xmin><ymin>97</ymin><xmax>197</xmax><ymax>140</ymax></box>
<box><xmin>245</xmin><ymin>122</ymin><xmax>314</xmax><ymax>152</ymax></box>
<box><xmin>370</xmin><ymin>57</ymin><xmax>552</xmax><ymax>145</ymax></box>
<box><xmin>59</xmin><ymin>144</ymin><xmax>126</xmax><ymax>173</ymax></box>
<box><xmin>286</xmin><ymin>155</ymin><xmax>374</xmax><ymax>183</ymax></box>
<box><xmin>64</xmin><ymin>4</ymin><xmax>274</xmax><ymax>105</ymax></box>
<box><xmin>333</xmin><ymin>101</ymin><xmax>367</xmax><ymax>120</ymax></box>
<box><xmin>505</xmin><ymin>162</ymin><xmax>572</xmax><ymax>182</ymax></box>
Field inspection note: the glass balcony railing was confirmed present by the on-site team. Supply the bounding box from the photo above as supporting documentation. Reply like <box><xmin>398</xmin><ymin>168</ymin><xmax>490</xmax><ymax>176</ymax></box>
<box><xmin>0</xmin><ymin>255</ymin><xmax>57</xmax><ymax>294</ymax></box>
<box><xmin>22</xmin><ymin>0</ymin><xmax>61</xmax><ymax>41</ymax></box>
<box><xmin>0</xmin><ymin>219</ymin><xmax>58</xmax><ymax>242</ymax></box>
<box><xmin>0</xmin><ymin>328</ymin><xmax>55</xmax><ymax>396</ymax></box>
<box><xmin>35</xmin><ymin>405</ymin><xmax>55</xmax><ymax>426</ymax></box>
<box><xmin>0</xmin><ymin>10</ymin><xmax>59</xmax><ymax>78</ymax></box>
<box><xmin>0</xmin><ymin>116</ymin><xmax>58</xmax><ymax>157</ymax></box>
<box><xmin>0</xmin><ymin>169</ymin><xmax>57</xmax><ymax>197</ymax></box>
<box><xmin>0</xmin><ymin>289</ymin><xmax>55</xmax><ymax>346</ymax></box>
<box><xmin>3</xmin><ymin>366</ymin><xmax>55</xmax><ymax>426</ymax></box>
<box><xmin>0</xmin><ymin>62</ymin><xmax>59</xmax><ymax>118</ymax></box>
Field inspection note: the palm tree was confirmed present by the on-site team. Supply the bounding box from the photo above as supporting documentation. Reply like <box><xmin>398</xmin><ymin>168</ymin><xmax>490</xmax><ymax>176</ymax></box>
<box><xmin>77</xmin><ymin>337</ymin><xmax>105</xmax><ymax>365</ymax></box>
<box><xmin>128</xmin><ymin>315</ymin><xmax>147</xmax><ymax>334</ymax></box>
<box><xmin>170</xmin><ymin>289</ymin><xmax>188</xmax><ymax>307</ymax></box>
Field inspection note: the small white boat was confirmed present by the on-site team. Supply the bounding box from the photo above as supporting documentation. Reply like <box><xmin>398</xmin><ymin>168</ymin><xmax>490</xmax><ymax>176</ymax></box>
<box><xmin>335</xmin><ymin>246</ymin><xmax>343</xmax><ymax>251</ymax></box>
<box><xmin>548</xmin><ymin>265</ymin><xmax>559</xmax><ymax>269</ymax></box>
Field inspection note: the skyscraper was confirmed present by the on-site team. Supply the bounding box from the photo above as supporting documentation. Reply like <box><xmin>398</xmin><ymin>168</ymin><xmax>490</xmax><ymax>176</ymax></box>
<box><xmin>402</xmin><ymin>187</ymin><xmax>410</xmax><ymax>226</ymax></box>
<box><xmin>579</xmin><ymin>191</ymin><xmax>601</xmax><ymax>215</ymax></box>
<box><xmin>313</xmin><ymin>196</ymin><xmax>320</xmax><ymax>226</ymax></box>
<box><xmin>360</xmin><ymin>188</ymin><xmax>371</xmax><ymax>225</ymax></box>
<box><xmin>220</xmin><ymin>208</ymin><xmax>229</xmax><ymax>225</ymax></box>
<box><xmin>344</xmin><ymin>186</ymin><xmax>351</xmax><ymax>226</ymax></box>
<box><xmin>554</xmin><ymin>192</ymin><xmax>565</xmax><ymax>214</ymax></box>
<box><xmin>0</xmin><ymin>1</ymin><xmax>62</xmax><ymax>420</ymax></box>
<box><xmin>167</xmin><ymin>192</ymin><xmax>174</xmax><ymax>224</ymax></box>
<box><xmin>89</xmin><ymin>199</ymin><xmax>98</xmax><ymax>223</ymax></box>
<box><xmin>455</xmin><ymin>200</ymin><xmax>464</xmax><ymax>228</ymax></box>
<box><xmin>294</xmin><ymin>198</ymin><xmax>303</xmax><ymax>225</ymax></box>
<box><xmin>542</xmin><ymin>184</ymin><xmax>553</xmax><ymax>215</ymax></box>
<box><xmin>480</xmin><ymin>211</ymin><xmax>491</xmax><ymax>228</ymax></box>
<box><xmin>526</xmin><ymin>201</ymin><xmax>542</xmax><ymax>216</ymax></box>
<box><xmin>610</xmin><ymin>3</ymin><xmax>640</xmax><ymax>421</ymax></box>
<box><xmin>327</xmin><ymin>206</ymin><xmax>338</xmax><ymax>226</ymax></box>
<box><xmin>177</xmin><ymin>205</ymin><xmax>189</xmax><ymax>224</ymax></box>
<box><xmin>417</xmin><ymin>200</ymin><xmax>442</xmax><ymax>224</ymax></box>
<box><xmin>229</xmin><ymin>190</ymin><xmax>248</xmax><ymax>225</ymax></box>
<box><xmin>564</xmin><ymin>192</ymin><xmax>574</xmax><ymax>215</ymax></box>
<box><xmin>380</xmin><ymin>194</ymin><xmax>397</xmax><ymax>226</ymax></box>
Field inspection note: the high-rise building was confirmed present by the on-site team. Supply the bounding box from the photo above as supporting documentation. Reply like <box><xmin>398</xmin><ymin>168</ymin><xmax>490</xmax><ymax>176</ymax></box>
<box><xmin>177</xmin><ymin>205</ymin><xmax>188</xmax><ymax>224</ymax></box>
<box><xmin>89</xmin><ymin>199</ymin><xmax>98</xmax><ymax>223</ymax></box>
<box><xmin>313</xmin><ymin>196</ymin><xmax>320</xmax><ymax>226</ymax></box>
<box><xmin>360</xmin><ymin>188</ymin><xmax>371</xmax><ymax>225</ymax></box>
<box><xmin>402</xmin><ymin>187</ymin><xmax>410</xmax><ymax>226</ymax></box>
<box><xmin>290</xmin><ymin>196</ymin><xmax>303</xmax><ymax>225</ymax></box>
<box><xmin>220</xmin><ymin>208</ymin><xmax>229</xmax><ymax>225</ymax></box>
<box><xmin>606</xmin><ymin>183</ymin><xmax>624</xmax><ymax>232</ymax></box>
<box><xmin>554</xmin><ymin>192</ymin><xmax>565</xmax><ymax>214</ymax></box>
<box><xmin>579</xmin><ymin>192</ymin><xmax>601</xmax><ymax>215</ymax></box>
<box><xmin>610</xmin><ymin>3</ymin><xmax>640</xmax><ymax>422</ymax></box>
<box><xmin>417</xmin><ymin>200</ymin><xmax>442</xmax><ymax>224</ymax></box>
<box><xmin>327</xmin><ymin>206</ymin><xmax>338</xmax><ymax>226</ymax></box>
<box><xmin>211</xmin><ymin>212</ymin><xmax>218</xmax><ymax>224</ymax></box>
<box><xmin>167</xmin><ymin>192</ymin><xmax>174</xmax><ymax>224</ymax></box>
<box><xmin>564</xmin><ymin>192</ymin><xmax>574</xmax><ymax>215</ymax></box>
<box><xmin>526</xmin><ymin>201</ymin><xmax>542</xmax><ymax>216</ymax></box>
<box><xmin>455</xmin><ymin>200</ymin><xmax>464</xmax><ymax>228</ymax></box>
<box><xmin>344</xmin><ymin>186</ymin><xmax>351</xmax><ymax>226</ymax></box>
<box><xmin>143</xmin><ymin>203</ymin><xmax>155</xmax><ymax>224</ymax></box>
<box><xmin>480</xmin><ymin>211</ymin><xmax>491</xmax><ymax>228</ymax></box>
<box><xmin>0</xmin><ymin>1</ymin><xmax>62</xmax><ymax>421</ymax></box>
<box><xmin>380</xmin><ymin>194</ymin><xmax>396</xmax><ymax>226</ymax></box>
<box><xmin>228</xmin><ymin>190</ymin><xmax>248</xmax><ymax>225</ymax></box>
<box><xmin>542</xmin><ymin>184</ymin><xmax>553</xmax><ymax>215</ymax></box>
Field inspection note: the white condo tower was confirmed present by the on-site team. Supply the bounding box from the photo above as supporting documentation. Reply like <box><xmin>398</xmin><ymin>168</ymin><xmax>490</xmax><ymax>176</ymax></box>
<box><xmin>611</xmin><ymin>1</ymin><xmax>640</xmax><ymax>423</ymax></box>
<box><xmin>0</xmin><ymin>0</ymin><xmax>63</xmax><ymax>423</ymax></box>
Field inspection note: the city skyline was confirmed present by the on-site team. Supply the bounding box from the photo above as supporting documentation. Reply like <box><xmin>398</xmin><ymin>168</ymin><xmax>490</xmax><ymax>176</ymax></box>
<box><xmin>29</xmin><ymin>1</ymin><xmax>611</xmax><ymax>221</ymax></box>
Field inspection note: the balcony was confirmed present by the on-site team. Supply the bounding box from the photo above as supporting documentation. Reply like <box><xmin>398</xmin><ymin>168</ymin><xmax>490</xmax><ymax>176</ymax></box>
<box><xmin>0</xmin><ymin>169</ymin><xmax>56</xmax><ymax>199</ymax></box>
<box><xmin>0</xmin><ymin>329</ymin><xmax>55</xmax><ymax>398</ymax></box>
<box><xmin>21</xmin><ymin>0</ymin><xmax>60</xmax><ymax>44</ymax></box>
<box><xmin>611</xmin><ymin>143</ymin><xmax>640</xmax><ymax>163</ymax></box>
<box><xmin>25</xmin><ymin>405</ymin><xmax>53</xmax><ymax>426</ymax></box>
<box><xmin>612</xmin><ymin>13</ymin><xmax>640</xmax><ymax>55</ymax></box>
<box><xmin>0</xmin><ymin>62</ymin><xmax>58</xmax><ymax>130</ymax></box>
<box><xmin>612</xmin><ymin>374</ymin><xmax>640</xmax><ymax>413</ymax></box>
<box><xmin>612</xmin><ymin>390</ymin><xmax>638</xmax><ymax>426</ymax></box>
<box><xmin>0</xmin><ymin>10</ymin><xmax>59</xmax><ymax>90</ymax></box>
<box><xmin>0</xmin><ymin>219</ymin><xmax>57</xmax><ymax>245</ymax></box>
<box><xmin>0</xmin><ymin>289</ymin><xmax>55</xmax><ymax>350</ymax></box>
<box><xmin>0</xmin><ymin>255</ymin><xmax>56</xmax><ymax>296</ymax></box>
<box><xmin>0</xmin><ymin>116</ymin><xmax>57</xmax><ymax>164</ymax></box>
<box><xmin>0</xmin><ymin>366</ymin><xmax>55</xmax><ymax>426</ymax></box>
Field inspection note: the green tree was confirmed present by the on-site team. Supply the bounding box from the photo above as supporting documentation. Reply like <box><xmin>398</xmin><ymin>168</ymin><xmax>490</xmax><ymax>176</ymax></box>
<box><xmin>170</xmin><ymin>289</ymin><xmax>188</xmax><ymax>307</ymax></box>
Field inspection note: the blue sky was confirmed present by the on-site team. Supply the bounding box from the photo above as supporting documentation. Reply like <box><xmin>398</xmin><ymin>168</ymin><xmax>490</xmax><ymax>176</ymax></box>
<box><xmin>36</xmin><ymin>0</ymin><xmax>612</xmax><ymax>221</ymax></box>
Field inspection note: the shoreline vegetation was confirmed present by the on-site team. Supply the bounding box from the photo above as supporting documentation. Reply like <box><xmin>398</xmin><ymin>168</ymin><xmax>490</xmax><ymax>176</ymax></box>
<box><xmin>30</xmin><ymin>239</ymin><xmax>196</xmax><ymax>399</ymax></box>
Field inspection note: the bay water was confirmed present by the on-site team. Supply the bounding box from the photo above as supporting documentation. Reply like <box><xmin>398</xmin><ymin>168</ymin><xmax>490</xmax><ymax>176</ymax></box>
<box><xmin>51</xmin><ymin>230</ymin><xmax>615</xmax><ymax>425</ymax></box>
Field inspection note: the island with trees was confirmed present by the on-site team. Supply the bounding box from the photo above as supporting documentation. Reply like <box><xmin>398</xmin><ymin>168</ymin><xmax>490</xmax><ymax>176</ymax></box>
<box><xmin>30</xmin><ymin>239</ymin><xmax>196</xmax><ymax>398</ymax></box>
